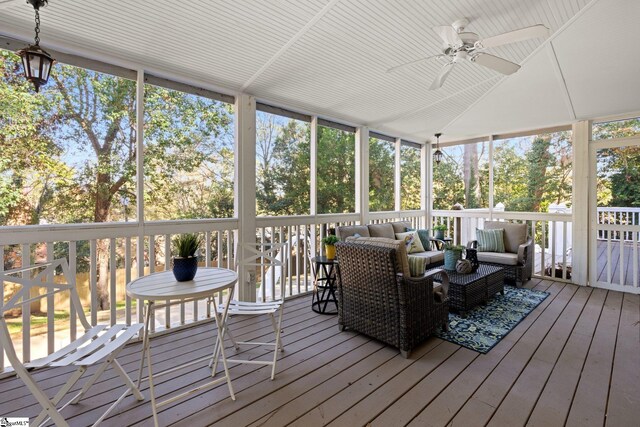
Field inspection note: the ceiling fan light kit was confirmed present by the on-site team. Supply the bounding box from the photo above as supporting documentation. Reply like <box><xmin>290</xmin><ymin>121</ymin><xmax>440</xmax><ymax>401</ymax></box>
<box><xmin>388</xmin><ymin>18</ymin><xmax>550</xmax><ymax>90</ymax></box>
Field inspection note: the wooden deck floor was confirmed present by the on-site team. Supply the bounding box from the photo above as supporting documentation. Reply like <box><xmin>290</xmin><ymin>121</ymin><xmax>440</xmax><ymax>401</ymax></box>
<box><xmin>0</xmin><ymin>279</ymin><xmax>638</xmax><ymax>427</ymax></box>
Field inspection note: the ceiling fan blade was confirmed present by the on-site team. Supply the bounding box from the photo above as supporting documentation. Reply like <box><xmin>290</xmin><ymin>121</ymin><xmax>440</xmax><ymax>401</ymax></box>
<box><xmin>475</xmin><ymin>24</ymin><xmax>549</xmax><ymax>49</ymax></box>
<box><xmin>433</xmin><ymin>25</ymin><xmax>463</xmax><ymax>47</ymax></box>
<box><xmin>386</xmin><ymin>54</ymin><xmax>444</xmax><ymax>73</ymax></box>
<box><xmin>430</xmin><ymin>62</ymin><xmax>455</xmax><ymax>90</ymax></box>
<box><xmin>471</xmin><ymin>53</ymin><xmax>520</xmax><ymax>75</ymax></box>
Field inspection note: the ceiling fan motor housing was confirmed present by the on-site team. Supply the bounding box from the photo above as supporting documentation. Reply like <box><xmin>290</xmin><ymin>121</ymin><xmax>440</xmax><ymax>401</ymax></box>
<box><xmin>442</xmin><ymin>31</ymin><xmax>479</xmax><ymax>55</ymax></box>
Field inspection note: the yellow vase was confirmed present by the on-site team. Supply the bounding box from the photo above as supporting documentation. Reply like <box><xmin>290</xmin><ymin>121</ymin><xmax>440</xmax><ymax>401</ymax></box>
<box><xmin>325</xmin><ymin>244</ymin><xmax>336</xmax><ymax>260</ymax></box>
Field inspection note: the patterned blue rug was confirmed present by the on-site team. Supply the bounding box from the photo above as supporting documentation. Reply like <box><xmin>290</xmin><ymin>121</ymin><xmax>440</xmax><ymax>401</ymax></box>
<box><xmin>436</xmin><ymin>286</ymin><xmax>549</xmax><ymax>353</ymax></box>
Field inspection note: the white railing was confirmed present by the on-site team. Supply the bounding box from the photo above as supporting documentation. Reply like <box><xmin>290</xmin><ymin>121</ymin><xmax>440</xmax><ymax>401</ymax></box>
<box><xmin>432</xmin><ymin>209</ymin><xmax>573</xmax><ymax>282</ymax></box>
<box><xmin>597</xmin><ymin>207</ymin><xmax>640</xmax><ymax>241</ymax></box>
<box><xmin>254</xmin><ymin>212</ymin><xmax>360</xmax><ymax>301</ymax></box>
<box><xmin>0</xmin><ymin>218</ymin><xmax>238</xmax><ymax>369</ymax></box>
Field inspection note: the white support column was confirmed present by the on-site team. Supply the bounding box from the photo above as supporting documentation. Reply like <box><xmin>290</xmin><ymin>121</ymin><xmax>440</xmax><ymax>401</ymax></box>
<box><xmin>310</xmin><ymin>116</ymin><xmax>318</xmax><ymax>216</ymax></box>
<box><xmin>135</xmin><ymin>70</ymin><xmax>145</xmax><ymax>282</ymax></box>
<box><xmin>355</xmin><ymin>127</ymin><xmax>370</xmax><ymax>225</ymax></box>
<box><xmin>573</xmin><ymin>120</ymin><xmax>591</xmax><ymax>286</ymax></box>
<box><xmin>235</xmin><ymin>94</ymin><xmax>257</xmax><ymax>301</ymax></box>
<box><xmin>488</xmin><ymin>135</ymin><xmax>494</xmax><ymax>219</ymax></box>
<box><xmin>422</xmin><ymin>142</ymin><xmax>430</xmax><ymax>229</ymax></box>
<box><xmin>394</xmin><ymin>138</ymin><xmax>402</xmax><ymax>212</ymax></box>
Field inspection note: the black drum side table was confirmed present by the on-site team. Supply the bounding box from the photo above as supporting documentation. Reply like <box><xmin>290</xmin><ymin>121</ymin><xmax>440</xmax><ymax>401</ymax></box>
<box><xmin>311</xmin><ymin>256</ymin><xmax>338</xmax><ymax>314</ymax></box>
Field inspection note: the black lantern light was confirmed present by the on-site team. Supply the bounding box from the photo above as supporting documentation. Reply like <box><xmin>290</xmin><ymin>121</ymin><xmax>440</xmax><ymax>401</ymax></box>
<box><xmin>433</xmin><ymin>132</ymin><xmax>443</xmax><ymax>164</ymax></box>
<box><xmin>17</xmin><ymin>0</ymin><xmax>55</xmax><ymax>93</ymax></box>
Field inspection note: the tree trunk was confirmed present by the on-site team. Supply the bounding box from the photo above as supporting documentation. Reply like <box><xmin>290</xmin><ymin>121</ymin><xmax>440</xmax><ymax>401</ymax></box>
<box><xmin>463</xmin><ymin>144</ymin><xmax>480</xmax><ymax>208</ymax></box>
<box><xmin>94</xmin><ymin>170</ymin><xmax>112</xmax><ymax>310</ymax></box>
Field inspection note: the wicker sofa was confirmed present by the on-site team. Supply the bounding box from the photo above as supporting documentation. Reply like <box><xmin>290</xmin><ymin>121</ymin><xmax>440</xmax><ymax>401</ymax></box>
<box><xmin>334</xmin><ymin>241</ymin><xmax>449</xmax><ymax>358</ymax></box>
<box><xmin>336</xmin><ymin>221</ymin><xmax>445</xmax><ymax>268</ymax></box>
<box><xmin>467</xmin><ymin>221</ymin><xmax>534</xmax><ymax>287</ymax></box>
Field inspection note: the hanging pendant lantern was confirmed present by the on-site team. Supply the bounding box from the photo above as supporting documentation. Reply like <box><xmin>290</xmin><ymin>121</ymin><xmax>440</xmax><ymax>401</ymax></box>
<box><xmin>17</xmin><ymin>0</ymin><xmax>55</xmax><ymax>93</ymax></box>
<box><xmin>433</xmin><ymin>133</ymin><xmax>443</xmax><ymax>164</ymax></box>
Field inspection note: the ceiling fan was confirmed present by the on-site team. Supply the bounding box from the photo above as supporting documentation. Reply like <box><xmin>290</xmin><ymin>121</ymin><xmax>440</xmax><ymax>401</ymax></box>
<box><xmin>387</xmin><ymin>18</ymin><xmax>550</xmax><ymax>90</ymax></box>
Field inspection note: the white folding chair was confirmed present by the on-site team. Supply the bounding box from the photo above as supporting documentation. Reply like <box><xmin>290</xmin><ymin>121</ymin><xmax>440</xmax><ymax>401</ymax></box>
<box><xmin>210</xmin><ymin>242</ymin><xmax>288</xmax><ymax>380</ymax></box>
<box><xmin>0</xmin><ymin>259</ymin><xmax>144</xmax><ymax>427</ymax></box>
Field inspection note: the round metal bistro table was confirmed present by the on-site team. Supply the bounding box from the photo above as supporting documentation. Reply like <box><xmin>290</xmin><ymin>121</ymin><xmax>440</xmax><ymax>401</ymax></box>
<box><xmin>126</xmin><ymin>267</ymin><xmax>237</xmax><ymax>427</ymax></box>
<box><xmin>311</xmin><ymin>256</ymin><xmax>339</xmax><ymax>314</ymax></box>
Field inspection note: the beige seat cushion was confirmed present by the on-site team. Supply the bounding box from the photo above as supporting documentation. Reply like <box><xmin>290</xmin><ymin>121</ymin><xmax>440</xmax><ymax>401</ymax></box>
<box><xmin>477</xmin><ymin>251</ymin><xmax>519</xmax><ymax>266</ymax></box>
<box><xmin>391</xmin><ymin>221</ymin><xmax>412</xmax><ymax>234</ymax></box>
<box><xmin>345</xmin><ymin>236</ymin><xmax>410</xmax><ymax>277</ymax></box>
<box><xmin>484</xmin><ymin>221</ymin><xmax>527</xmax><ymax>254</ymax></box>
<box><xmin>408</xmin><ymin>251</ymin><xmax>444</xmax><ymax>264</ymax></box>
<box><xmin>336</xmin><ymin>225</ymin><xmax>370</xmax><ymax>239</ymax></box>
<box><xmin>367</xmin><ymin>223</ymin><xmax>396</xmax><ymax>239</ymax></box>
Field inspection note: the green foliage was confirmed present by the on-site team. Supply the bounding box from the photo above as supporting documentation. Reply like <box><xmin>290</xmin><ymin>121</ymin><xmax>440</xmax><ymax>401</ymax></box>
<box><xmin>433</xmin><ymin>224</ymin><xmax>447</xmax><ymax>231</ymax></box>
<box><xmin>317</xmin><ymin>126</ymin><xmax>356</xmax><ymax>213</ymax></box>
<box><xmin>321</xmin><ymin>235</ymin><xmax>339</xmax><ymax>245</ymax></box>
<box><xmin>400</xmin><ymin>145</ymin><xmax>421</xmax><ymax>210</ymax></box>
<box><xmin>256</xmin><ymin>113</ymin><xmax>310</xmax><ymax>216</ymax></box>
<box><xmin>172</xmin><ymin>233</ymin><xmax>203</xmax><ymax>258</ymax></box>
<box><xmin>434</xmin><ymin>132</ymin><xmax>572</xmax><ymax>213</ymax></box>
<box><xmin>443</xmin><ymin>243</ymin><xmax>465</xmax><ymax>251</ymax></box>
<box><xmin>433</xmin><ymin>152</ymin><xmax>465</xmax><ymax>210</ymax></box>
<box><xmin>369</xmin><ymin>137</ymin><xmax>395</xmax><ymax>211</ymax></box>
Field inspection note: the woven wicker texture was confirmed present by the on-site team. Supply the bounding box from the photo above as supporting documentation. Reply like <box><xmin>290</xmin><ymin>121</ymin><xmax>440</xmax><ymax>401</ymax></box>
<box><xmin>335</xmin><ymin>242</ymin><xmax>449</xmax><ymax>357</ymax></box>
<box><xmin>427</xmin><ymin>264</ymin><xmax>504</xmax><ymax>315</ymax></box>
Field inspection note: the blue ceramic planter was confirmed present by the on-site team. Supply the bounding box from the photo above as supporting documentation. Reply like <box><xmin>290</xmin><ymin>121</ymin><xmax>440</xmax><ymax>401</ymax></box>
<box><xmin>444</xmin><ymin>249</ymin><xmax>463</xmax><ymax>271</ymax></box>
<box><xmin>173</xmin><ymin>257</ymin><xmax>198</xmax><ymax>281</ymax></box>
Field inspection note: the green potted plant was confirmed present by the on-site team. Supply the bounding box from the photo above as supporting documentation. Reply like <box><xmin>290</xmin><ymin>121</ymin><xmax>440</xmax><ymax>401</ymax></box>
<box><xmin>433</xmin><ymin>224</ymin><xmax>447</xmax><ymax>240</ymax></box>
<box><xmin>322</xmin><ymin>235</ymin><xmax>339</xmax><ymax>260</ymax></box>
<box><xmin>443</xmin><ymin>243</ymin><xmax>465</xmax><ymax>271</ymax></box>
<box><xmin>172</xmin><ymin>233</ymin><xmax>203</xmax><ymax>281</ymax></box>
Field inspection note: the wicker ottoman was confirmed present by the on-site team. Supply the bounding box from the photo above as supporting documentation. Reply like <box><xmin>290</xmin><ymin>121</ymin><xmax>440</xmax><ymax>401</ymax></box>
<box><xmin>426</xmin><ymin>264</ymin><xmax>504</xmax><ymax>317</ymax></box>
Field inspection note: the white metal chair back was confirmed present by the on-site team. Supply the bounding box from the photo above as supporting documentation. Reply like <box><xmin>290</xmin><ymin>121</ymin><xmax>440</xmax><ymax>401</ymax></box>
<box><xmin>238</xmin><ymin>241</ymin><xmax>288</xmax><ymax>302</ymax></box>
<box><xmin>1</xmin><ymin>259</ymin><xmax>92</xmax><ymax>332</ymax></box>
<box><xmin>0</xmin><ymin>259</ymin><xmax>144</xmax><ymax>427</ymax></box>
<box><xmin>211</xmin><ymin>241</ymin><xmax>289</xmax><ymax>380</ymax></box>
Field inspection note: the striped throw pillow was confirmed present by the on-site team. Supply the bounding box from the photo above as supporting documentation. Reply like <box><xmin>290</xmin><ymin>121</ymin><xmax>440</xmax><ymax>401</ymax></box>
<box><xmin>408</xmin><ymin>255</ymin><xmax>428</xmax><ymax>277</ymax></box>
<box><xmin>477</xmin><ymin>228</ymin><xmax>506</xmax><ymax>253</ymax></box>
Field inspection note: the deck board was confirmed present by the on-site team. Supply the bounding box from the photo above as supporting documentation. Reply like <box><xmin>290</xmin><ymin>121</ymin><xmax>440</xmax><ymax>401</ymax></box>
<box><xmin>565</xmin><ymin>290</ymin><xmax>624</xmax><ymax>427</ymax></box>
<box><xmin>527</xmin><ymin>287</ymin><xmax>608</xmax><ymax>426</ymax></box>
<box><xmin>486</xmin><ymin>286</ymin><xmax>592</xmax><ymax>426</ymax></box>
<box><xmin>0</xmin><ymin>279</ymin><xmax>639</xmax><ymax>427</ymax></box>
<box><xmin>606</xmin><ymin>293</ymin><xmax>640</xmax><ymax>427</ymax></box>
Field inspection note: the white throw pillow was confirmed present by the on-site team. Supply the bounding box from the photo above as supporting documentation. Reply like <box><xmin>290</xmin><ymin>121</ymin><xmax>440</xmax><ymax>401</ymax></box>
<box><xmin>395</xmin><ymin>230</ymin><xmax>426</xmax><ymax>254</ymax></box>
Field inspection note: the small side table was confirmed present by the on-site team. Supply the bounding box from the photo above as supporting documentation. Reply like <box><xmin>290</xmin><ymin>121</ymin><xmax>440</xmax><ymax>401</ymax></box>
<box><xmin>311</xmin><ymin>256</ymin><xmax>338</xmax><ymax>314</ymax></box>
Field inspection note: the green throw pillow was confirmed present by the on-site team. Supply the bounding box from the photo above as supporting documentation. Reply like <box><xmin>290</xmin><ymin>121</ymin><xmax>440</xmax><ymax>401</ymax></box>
<box><xmin>477</xmin><ymin>228</ymin><xmax>506</xmax><ymax>253</ymax></box>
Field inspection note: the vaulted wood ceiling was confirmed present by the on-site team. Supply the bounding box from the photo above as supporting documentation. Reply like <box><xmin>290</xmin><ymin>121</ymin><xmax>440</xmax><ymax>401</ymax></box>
<box><xmin>1</xmin><ymin>0</ymin><xmax>638</xmax><ymax>142</ymax></box>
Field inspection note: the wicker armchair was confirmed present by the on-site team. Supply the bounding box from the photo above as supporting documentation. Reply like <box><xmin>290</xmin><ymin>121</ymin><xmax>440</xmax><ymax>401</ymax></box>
<box><xmin>467</xmin><ymin>221</ymin><xmax>534</xmax><ymax>287</ymax></box>
<box><xmin>335</xmin><ymin>242</ymin><xmax>449</xmax><ymax>358</ymax></box>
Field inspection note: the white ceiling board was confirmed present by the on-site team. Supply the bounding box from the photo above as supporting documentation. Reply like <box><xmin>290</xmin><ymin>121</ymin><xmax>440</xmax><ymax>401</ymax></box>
<box><xmin>552</xmin><ymin>0</ymin><xmax>640</xmax><ymax>119</ymax></box>
<box><xmin>0</xmin><ymin>0</ymin><xmax>331</xmax><ymax>89</ymax></box>
<box><xmin>443</xmin><ymin>44</ymin><xmax>575</xmax><ymax>139</ymax></box>
<box><xmin>0</xmin><ymin>0</ymin><xmax>605</xmax><ymax>141</ymax></box>
<box><xmin>383</xmin><ymin>78</ymin><xmax>500</xmax><ymax>138</ymax></box>
<box><xmin>244</xmin><ymin>0</ymin><xmax>589</xmax><ymax>138</ymax></box>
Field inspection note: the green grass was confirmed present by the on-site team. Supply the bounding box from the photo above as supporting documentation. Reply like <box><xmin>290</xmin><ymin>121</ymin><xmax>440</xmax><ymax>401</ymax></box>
<box><xmin>6</xmin><ymin>311</ymin><xmax>69</xmax><ymax>334</ymax></box>
<box><xmin>6</xmin><ymin>300</ymin><xmax>137</xmax><ymax>335</ymax></box>
<box><xmin>116</xmin><ymin>299</ymin><xmax>137</xmax><ymax>310</ymax></box>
